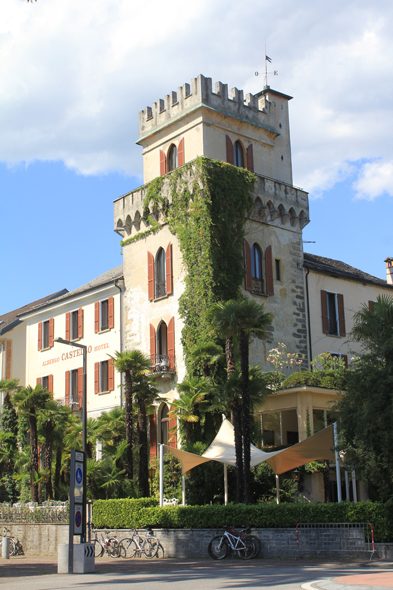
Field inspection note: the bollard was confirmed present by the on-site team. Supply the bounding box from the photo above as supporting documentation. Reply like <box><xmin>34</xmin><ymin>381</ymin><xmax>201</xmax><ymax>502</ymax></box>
<box><xmin>2</xmin><ymin>537</ymin><xmax>10</xmax><ymax>559</ymax></box>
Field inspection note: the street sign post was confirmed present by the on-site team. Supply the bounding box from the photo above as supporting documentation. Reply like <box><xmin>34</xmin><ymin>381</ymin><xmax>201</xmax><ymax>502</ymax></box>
<box><xmin>69</xmin><ymin>449</ymin><xmax>86</xmax><ymax>573</ymax></box>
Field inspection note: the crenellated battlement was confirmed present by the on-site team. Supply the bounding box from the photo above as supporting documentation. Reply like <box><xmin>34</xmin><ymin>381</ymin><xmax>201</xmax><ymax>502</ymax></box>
<box><xmin>138</xmin><ymin>74</ymin><xmax>288</xmax><ymax>139</ymax></box>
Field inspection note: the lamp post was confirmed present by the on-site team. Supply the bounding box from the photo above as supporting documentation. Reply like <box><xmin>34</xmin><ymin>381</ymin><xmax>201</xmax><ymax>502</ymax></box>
<box><xmin>55</xmin><ymin>337</ymin><xmax>87</xmax><ymax>544</ymax></box>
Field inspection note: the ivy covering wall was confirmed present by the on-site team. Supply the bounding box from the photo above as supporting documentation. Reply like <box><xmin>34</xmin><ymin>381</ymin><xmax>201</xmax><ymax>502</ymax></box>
<box><xmin>121</xmin><ymin>157</ymin><xmax>256</xmax><ymax>371</ymax></box>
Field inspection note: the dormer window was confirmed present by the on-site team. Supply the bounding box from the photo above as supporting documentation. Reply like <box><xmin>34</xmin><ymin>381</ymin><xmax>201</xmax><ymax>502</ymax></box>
<box><xmin>233</xmin><ymin>140</ymin><xmax>244</xmax><ymax>168</ymax></box>
<box><xmin>167</xmin><ymin>144</ymin><xmax>178</xmax><ymax>172</ymax></box>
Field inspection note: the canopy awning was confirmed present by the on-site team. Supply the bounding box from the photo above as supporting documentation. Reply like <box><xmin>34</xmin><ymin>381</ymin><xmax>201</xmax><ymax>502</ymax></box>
<box><xmin>164</xmin><ymin>419</ymin><xmax>335</xmax><ymax>475</ymax></box>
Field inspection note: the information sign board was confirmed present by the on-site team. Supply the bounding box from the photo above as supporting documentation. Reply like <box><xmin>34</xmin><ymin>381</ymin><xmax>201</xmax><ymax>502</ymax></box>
<box><xmin>74</xmin><ymin>505</ymin><xmax>83</xmax><ymax>535</ymax></box>
<box><xmin>74</xmin><ymin>461</ymin><xmax>83</xmax><ymax>503</ymax></box>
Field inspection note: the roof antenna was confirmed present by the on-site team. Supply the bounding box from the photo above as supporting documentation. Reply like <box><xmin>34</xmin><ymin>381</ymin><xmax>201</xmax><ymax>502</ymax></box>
<box><xmin>255</xmin><ymin>43</ymin><xmax>278</xmax><ymax>87</ymax></box>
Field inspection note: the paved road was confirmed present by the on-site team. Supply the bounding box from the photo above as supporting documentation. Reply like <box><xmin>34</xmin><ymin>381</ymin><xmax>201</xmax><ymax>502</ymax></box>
<box><xmin>1</xmin><ymin>557</ymin><xmax>392</xmax><ymax>590</ymax></box>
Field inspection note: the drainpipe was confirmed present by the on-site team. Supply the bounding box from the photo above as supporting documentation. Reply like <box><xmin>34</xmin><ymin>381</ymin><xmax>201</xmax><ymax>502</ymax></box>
<box><xmin>305</xmin><ymin>267</ymin><xmax>312</xmax><ymax>370</ymax></box>
<box><xmin>114</xmin><ymin>279</ymin><xmax>124</xmax><ymax>407</ymax></box>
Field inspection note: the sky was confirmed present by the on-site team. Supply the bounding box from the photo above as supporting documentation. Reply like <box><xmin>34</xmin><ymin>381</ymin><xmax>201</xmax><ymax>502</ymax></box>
<box><xmin>1</xmin><ymin>0</ymin><xmax>392</xmax><ymax>314</ymax></box>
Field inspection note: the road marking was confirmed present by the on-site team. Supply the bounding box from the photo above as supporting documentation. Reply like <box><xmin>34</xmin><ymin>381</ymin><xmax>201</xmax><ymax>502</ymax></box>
<box><xmin>301</xmin><ymin>582</ymin><xmax>326</xmax><ymax>590</ymax></box>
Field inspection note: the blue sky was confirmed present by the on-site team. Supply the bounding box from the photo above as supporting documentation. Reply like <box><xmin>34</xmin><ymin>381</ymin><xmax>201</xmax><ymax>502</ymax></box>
<box><xmin>1</xmin><ymin>0</ymin><xmax>392</xmax><ymax>314</ymax></box>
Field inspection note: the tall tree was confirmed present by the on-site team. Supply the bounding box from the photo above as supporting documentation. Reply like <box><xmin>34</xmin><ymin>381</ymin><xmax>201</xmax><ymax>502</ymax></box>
<box><xmin>0</xmin><ymin>379</ymin><xmax>19</xmax><ymax>503</ymax></box>
<box><xmin>169</xmin><ymin>376</ymin><xmax>209</xmax><ymax>444</ymax></box>
<box><xmin>13</xmin><ymin>384</ymin><xmax>51</xmax><ymax>502</ymax></box>
<box><xmin>39</xmin><ymin>401</ymin><xmax>71</xmax><ymax>500</ymax></box>
<box><xmin>110</xmin><ymin>351</ymin><xmax>152</xmax><ymax>480</ymax></box>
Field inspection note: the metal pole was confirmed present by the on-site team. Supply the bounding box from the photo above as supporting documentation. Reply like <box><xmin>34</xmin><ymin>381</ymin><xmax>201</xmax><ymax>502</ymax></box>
<box><xmin>81</xmin><ymin>347</ymin><xmax>87</xmax><ymax>544</ymax></box>
<box><xmin>182</xmin><ymin>475</ymin><xmax>186</xmax><ymax>506</ymax></box>
<box><xmin>352</xmin><ymin>470</ymin><xmax>358</xmax><ymax>503</ymax></box>
<box><xmin>345</xmin><ymin>470</ymin><xmax>350</xmax><ymax>501</ymax></box>
<box><xmin>224</xmin><ymin>463</ymin><xmax>228</xmax><ymax>506</ymax></box>
<box><xmin>333</xmin><ymin>422</ymin><xmax>342</xmax><ymax>502</ymax></box>
<box><xmin>159</xmin><ymin>444</ymin><xmax>164</xmax><ymax>507</ymax></box>
<box><xmin>276</xmin><ymin>474</ymin><xmax>280</xmax><ymax>504</ymax></box>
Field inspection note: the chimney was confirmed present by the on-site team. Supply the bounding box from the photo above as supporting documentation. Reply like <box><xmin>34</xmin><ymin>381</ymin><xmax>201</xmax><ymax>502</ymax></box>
<box><xmin>385</xmin><ymin>257</ymin><xmax>393</xmax><ymax>284</ymax></box>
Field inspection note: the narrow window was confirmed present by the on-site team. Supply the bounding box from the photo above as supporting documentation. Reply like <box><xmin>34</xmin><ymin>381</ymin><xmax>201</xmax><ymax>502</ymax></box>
<box><xmin>42</xmin><ymin>376</ymin><xmax>49</xmax><ymax>391</ymax></box>
<box><xmin>70</xmin><ymin>369</ymin><xmax>78</xmax><ymax>406</ymax></box>
<box><xmin>100</xmin><ymin>360</ymin><xmax>109</xmax><ymax>392</ymax></box>
<box><xmin>167</xmin><ymin>144</ymin><xmax>177</xmax><ymax>172</ymax></box>
<box><xmin>155</xmin><ymin>248</ymin><xmax>166</xmax><ymax>298</ymax></box>
<box><xmin>275</xmin><ymin>259</ymin><xmax>281</xmax><ymax>282</ymax></box>
<box><xmin>327</xmin><ymin>293</ymin><xmax>338</xmax><ymax>335</ymax></box>
<box><xmin>42</xmin><ymin>320</ymin><xmax>50</xmax><ymax>349</ymax></box>
<box><xmin>233</xmin><ymin>141</ymin><xmax>244</xmax><ymax>168</ymax></box>
<box><xmin>156</xmin><ymin>322</ymin><xmax>168</xmax><ymax>371</ymax></box>
<box><xmin>71</xmin><ymin>310</ymin><xmax>79</xmax><ymax>340</ymax></box>
<box><xmin>101</xmin><ymin>300</ymin><xmax>109</xmax><ymax>331</ymax></box>
<box><xmin>251</xmin><ymin>243</ymin><xmax>263</xmax><ymax>293</ymax></box>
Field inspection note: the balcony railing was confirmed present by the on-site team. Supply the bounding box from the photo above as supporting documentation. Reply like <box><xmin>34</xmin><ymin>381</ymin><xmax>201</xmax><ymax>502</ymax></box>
<box><xmin>155</xmin><ymin>282</ymin><xmax>166</xmax><ymax>299</ymax></box>
<box><xmin>252</xmin><ymin>278</ymin><xmax>264</xmax><ymax>294</ymax></box>
<box><xmin>151</xmin><ymin>354</ymin><xmax>175</xmax><ymax>373</ymax></box>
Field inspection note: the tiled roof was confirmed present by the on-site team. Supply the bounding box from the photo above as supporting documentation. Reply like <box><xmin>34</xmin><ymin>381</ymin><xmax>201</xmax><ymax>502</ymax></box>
<box><xmin>0</xmin><ymin>289</ymin><xmax>68</xmax><ymax>336</ymax></box>
<box><xmin>304</xmin><ymin>253</ymin><xmax>392</xmax><ymax>288</ymax></box>
<box><xmin>18</xmin><ymin>265</ymin><xmax>123</xmax><ymax>317</ymax></box>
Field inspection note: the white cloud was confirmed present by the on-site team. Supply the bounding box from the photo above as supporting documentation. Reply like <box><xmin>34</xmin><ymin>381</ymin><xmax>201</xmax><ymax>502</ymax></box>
<box><xmin>354</xmin><ymin>160</ymin><xmax>393</xmax><ymax>200</ymax></box>
<box><xmin>1</xmin><ymin>0</ymin><xmax>393</xmax><ymax>198</ymax></box>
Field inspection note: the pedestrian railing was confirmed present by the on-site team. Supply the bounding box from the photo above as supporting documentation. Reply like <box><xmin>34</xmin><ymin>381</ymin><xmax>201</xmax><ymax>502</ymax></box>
<box><xmin>0</xmin><ymin>501</ymin><xmax>69</xmax><ymax>523</ymax></box>
<box><xmin>296</xmin><ymin>522</ymin><xmax>377</xmax><ymax>561</ymax></box>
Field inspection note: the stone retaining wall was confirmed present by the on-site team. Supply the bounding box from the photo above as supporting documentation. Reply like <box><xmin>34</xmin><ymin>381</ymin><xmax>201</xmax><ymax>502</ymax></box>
<box><xmin>2</xmin><ymin>523</ymin><xmax>392</xmax><ymax>560</ymax></box>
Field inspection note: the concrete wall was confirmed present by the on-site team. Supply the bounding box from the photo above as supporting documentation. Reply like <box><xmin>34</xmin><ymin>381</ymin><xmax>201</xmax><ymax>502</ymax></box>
<box><xmin>4</xmin><ymin>524</ymin><xmax>389</xmax><ymax>559</ymax></box>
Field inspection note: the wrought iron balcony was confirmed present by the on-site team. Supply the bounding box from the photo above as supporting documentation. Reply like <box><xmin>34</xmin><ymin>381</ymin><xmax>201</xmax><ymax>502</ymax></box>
<box><xmin>151</xmin><ymin>354</ymin><xmax>175</xmax><ymax>373</ymax></box>
<box><xmin>252</xmin><ymin>278</ymin><xmax>264</xmax><ymax>294</ymax></box>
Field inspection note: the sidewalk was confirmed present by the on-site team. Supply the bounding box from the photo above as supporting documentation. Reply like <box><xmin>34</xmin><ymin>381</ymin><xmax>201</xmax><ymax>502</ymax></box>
<box><xmin>312</xmin><ymin>570</ymin><xmax>393</xmax><ymax>590</ymax></box>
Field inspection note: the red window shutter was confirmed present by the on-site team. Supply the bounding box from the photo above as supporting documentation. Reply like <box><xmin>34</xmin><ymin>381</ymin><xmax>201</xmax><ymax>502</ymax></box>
<box><xmin>150</xmin><ymin>414</ymin><xmax>157</xmax><ymax>459</ymax></box>
<box><xmin>78</xmin><ymin>308</ymin><xmax>83</xmax><ymax>338</ymax></box>
<box><xmin>150</xmin><ymin>324</ymin><xmax>156</xmax><ymax>365</ymax></box>
<box><xmin>368</xmin><ymin>300</ymin><xmax>375</xmax><ymax>312</ymax></box>
<box><xmin>49</xmin><ymin>317</ymin><xmax>54</xmax><ymax>348</ymax></box>
<box><xmin>246</xmin><ymin>144</ymin><xmax>254</xmax><ymax>172</ymax></box>
<box><xmin>94</xmin><ymin>302</ymin><xmax>99</xmax><ymax>333</ymax></box>
<box><xmin>94</xmin><ymin>362</ymin><xmax>99</xmax><ymax>394</ymax></box>
<box><xmin>77</xmin><ymin>367</ymin><xmax>83</xmax><ymax>410</ymax></box>
<box><xmin>337</xmin><ymin>294</ymin><xmax>346</xmax><ymax>337</ymax></box>
<box><xmin>108</xmin><ymin>359</ymin><xmax>114</xmax><ymax>391</ymax></box>
<box><xmin>148</xmin><ymin>251</ymin><xmax>155</xmax><ymax>301</ymax></box>
<box><xmin>108</xmin><ymin>296</ymin><xmax>114</xmax><ymax>330</ymax></box>
<box><xmin>38</xmin><ymin>322</ymin><xmax>43</xmax><ymax>351</ymax></box>
<box><xmin>321</xmin><ymin>290</ymin><xmax>329</xmax><ymax>334</ymax></box>
<box><xmin>37</xmin><ymin>377</ymin><xmax>41</xmax><ymax>385</ymax></box>
<box><xmin>178</xmin><ymin>138</ymin><xmax>184</xmax><ymax>167</ymax></box>
<box><xmin>65</xmin><ymin>312</ymin><xmax>70</xmax><ymax>340</ymax></box>
<box><xmin>65</xmin><ymin>371</ymin><xmax>70</xmax><ymax>407</ymax></box>
<box><xmin>265</xmin><ymin>246</ymin><xmax>274</xmax><ymax>296</ymax></box>
<box><xmin>169</xmin><ymin>406</ymin><xmax>177</xmax><ymax>448</ymax></box>
<box><xmin>5</xmin><ymin>340</ymin><xmax>11</xmax><ymax>379</ymax></box>
<box><xmin>160</xmin><ymin>150</ymin><xmax>166</xmax><ymax>176</ymax></box>
<box><xmin>341</xmin><ymin>354</ymin><xmax>348</xmax><ymax>368</ymax></box>
<box><xmin>167</xmin><ymin>317</ymin><xmax>175</xmax><ymax>371</ymax></box>
<box><xmin>244</xmin><ymin>239</ymin><xmax>252</xmax><ymax>291</ymax></box>
<box><xmin>48</xmin><ymin>374</ymin><xmax>53</xmax><ymax>393</ymax></box>
<box><xmin>226</xmin><ymin>135</ymin><xmax>234</xmax><ymax>165</ymax></box>
<box><xmin>166</xmin><ymin>243</ymin><xmax>172</xmax><ymax>295</ymax></box>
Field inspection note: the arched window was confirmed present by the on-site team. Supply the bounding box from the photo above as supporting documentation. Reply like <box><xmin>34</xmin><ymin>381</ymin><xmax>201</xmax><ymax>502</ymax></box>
<box><xmin>155</xmin><ymin>248</ymin><xmax>166</xmax><ymax>298</ymax></box>
<box><xmin>157</xmin><ymin>321</ymin><xmax>168</xmax><ymax>371</ymax></box>
<box><xmin>167</xmin><ymin>144</ymin><xmax>178</xmax><ymax>172</ymax></box>
<box><xmin>251</xmin><ymin>243</ymin><xmax>263</xmax><ymax>293</ymax></box>
<box><xmin>233</xmin><ymin>141</ymin><xmax>244</xmax><ymax>168</ymax></box>
<box><xmin>161</xmin><ymin>404</ymin><xmax>169</xmax><ymax>446</ymax></box>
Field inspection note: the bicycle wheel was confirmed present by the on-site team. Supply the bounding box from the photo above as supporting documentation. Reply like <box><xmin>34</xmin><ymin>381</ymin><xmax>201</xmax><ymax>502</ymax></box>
<box><xmin>9</xmin><ymin>539</ymin><xmax>17</xmax><ymax>557</ymax></box>
<box><xmin>246</xmin><ymin>535</ymin><xmax>261</xmax><ymax>558</ymax></box>
<box><xmin>208</xmin><ymin>535</ymin><xmax>229</xmax><ymax>560</ymax></box>
<box><xmin>238</xmin><ymin>536</ymin><xmax>255</xmax><ymax>560</ymax></box>
<box><xmin>108</xmin><ymin>538</ymin><xmax>122</xmax><ymax>558</ymax></box>
<box><xmin>93</xmin><ymin>540</ymin><xmax>104</xmax><ymax>558</ymax></box>
<box><xmin>143</xmin><ymin>536</ymin><xmax>159</xmax><ymax>558</ymax></box>
<box><xmin>120</xmin><ymin>538</ymin><xmax>138</xmax><ymax>558</ymax></box>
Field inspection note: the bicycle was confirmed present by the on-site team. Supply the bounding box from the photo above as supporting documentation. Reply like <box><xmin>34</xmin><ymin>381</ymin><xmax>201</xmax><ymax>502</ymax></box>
<box><xmin>0</xmin><ymin>527</ymin><xmax>24</xmax><ymax>556</ymax></box>
<box><xmin>91</xmin><ymin>525</ymin><xmax>124</xmax><ymax>558</ymax></box>
<box><xmin>119</xmin><ymin>527</ymin><xmax>160</xmax><ymax>559</ymax></box>
<box><xmin>208</xmin><ymin>526</ymin><xmax>256</xmax><ymax>560</ymax></box>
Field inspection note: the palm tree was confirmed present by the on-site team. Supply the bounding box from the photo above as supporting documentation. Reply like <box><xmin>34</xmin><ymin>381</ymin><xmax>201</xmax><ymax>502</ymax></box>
<box><xmin>188</xmin><ymin>341</ymin><xmax>223</xmax><ymax>378</ymax></box>
<box><xmin>133</xmin><ymin>374</ymin><xmax>161</xmax><ymax>497</ymax></box>
<box><xmin>208</xmin><ymin>298</ymin><xmax>273</xmax><ymax>503</ymax></box>
<box><xmin>109</xmin><ymin>350</ymin><xmax>152</xmax><ymax>480</ymax></box>
<box><xmin>13</xmin><ymin>384</ymin><xmax>52</xmax><ymax>502</ymax></box>
<box><xmin>351</xmin><ymin>294</ymin><xmax>393</xmax><ymax>364</ymax></box>
<box><xmin>39</xmin><ymin>401</ymin><xmax>71</xmax><ymax>500</ymax></box>
<box><xmin>169</xmin><ymin>376</ymin><xmax>209</xmax><ymax>444</ymax></box>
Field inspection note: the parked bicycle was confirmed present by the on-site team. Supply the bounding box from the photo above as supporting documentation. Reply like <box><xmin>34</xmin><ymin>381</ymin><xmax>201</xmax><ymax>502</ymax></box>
<box><xmin>119</xmin><ymin>527</ymin><xmax>161</xmax><ymax>559</ymax></box>
<box><xmin>91</xmin><ymin>524</ymin><xmax>124</xmax><ymax>558</ymax></box>
<box><xmin>0</xmin><ymin>527</ymin><xmax>24</xmax><ymax>556</ymax></box>
<box><xmin>208</xmin><ymin>526</ymin><xmax>260</xmax><ymax>560</ymax></box>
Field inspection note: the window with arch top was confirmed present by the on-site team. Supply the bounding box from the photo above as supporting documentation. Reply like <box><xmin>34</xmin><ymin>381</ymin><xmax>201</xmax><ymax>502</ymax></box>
<box><xmin>251</xmin><ymin>243</ymin><xmax>262</xmax><ymax>280</ymax></box>
<box><xmin>167</xmin><ymin>144</ymin><xmax>178</xmax><ymax>172</ymax></box>
<box><xmin>233</xmin><ymin>141</ymin><xmax>244</xmax><ymax>168</ymax></box>
<box><xmin>155</xmin><ymin>247</ymin><xmax>166</xmax><ymax>298</ymax></box>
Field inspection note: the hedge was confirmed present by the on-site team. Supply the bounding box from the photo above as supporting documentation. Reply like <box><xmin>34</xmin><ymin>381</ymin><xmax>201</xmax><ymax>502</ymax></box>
<box><xmin>92</xmin><ymin>499</ymin><xmax>393</xmax><ymax>543</ymax></box>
